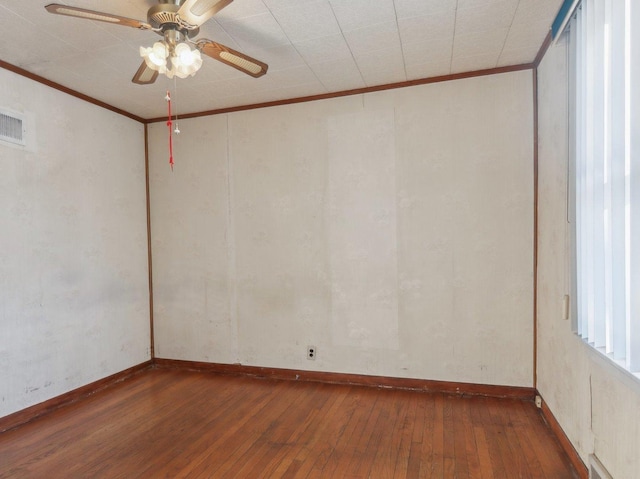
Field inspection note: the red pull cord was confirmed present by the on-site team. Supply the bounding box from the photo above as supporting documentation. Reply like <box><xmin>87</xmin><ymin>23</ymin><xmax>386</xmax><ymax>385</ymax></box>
<box><xmin>166</xmin><ymin>90</ymin><xmax>174</xmax><ymax>171</ymax></box>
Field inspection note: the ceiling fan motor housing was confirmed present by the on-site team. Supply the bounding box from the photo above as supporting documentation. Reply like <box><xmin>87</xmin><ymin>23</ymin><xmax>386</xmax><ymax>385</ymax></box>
<box><xmin>148</xmin><ymin>3</ymin><xmax>199</xmax><ymax>36</ymax></box>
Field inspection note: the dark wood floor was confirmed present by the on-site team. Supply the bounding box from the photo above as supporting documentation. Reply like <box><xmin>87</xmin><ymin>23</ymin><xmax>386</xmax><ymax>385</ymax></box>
<box><xmin>0</xmin><ymin>368</ymin><xmax>578</xmax><ymax>478</ymax></box>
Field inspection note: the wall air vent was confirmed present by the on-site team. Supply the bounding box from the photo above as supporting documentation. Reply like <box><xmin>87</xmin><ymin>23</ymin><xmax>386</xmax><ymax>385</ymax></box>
<box><xmin>0</xmin><ymin>109</ymin><xmax>26</xmax><ymax>146</ymax></box>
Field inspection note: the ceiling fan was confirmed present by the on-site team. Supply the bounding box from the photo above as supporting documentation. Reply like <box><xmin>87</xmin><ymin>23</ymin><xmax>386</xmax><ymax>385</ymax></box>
<box><xmin>45</xmin><ymin>0</ymin><xmax>268</xmax><ymax>84</ymax></box>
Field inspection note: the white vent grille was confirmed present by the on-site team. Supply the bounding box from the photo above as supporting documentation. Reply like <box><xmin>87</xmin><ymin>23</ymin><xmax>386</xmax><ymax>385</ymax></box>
<box><xmin>589</xmin><ymin>455</ymin><xmax>613</xmax><ymax>479</ymax></box>
<box><xmin>0</xmin><ymin>110</ymin><xmax>26</xmax><ymax>146</ymax></box>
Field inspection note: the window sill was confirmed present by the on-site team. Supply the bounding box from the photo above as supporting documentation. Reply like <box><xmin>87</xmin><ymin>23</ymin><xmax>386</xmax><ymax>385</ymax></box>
<box><xmin>578</xmin><ymin>336</ymin><xmax>640</xmax><ymax>394</ymax></box>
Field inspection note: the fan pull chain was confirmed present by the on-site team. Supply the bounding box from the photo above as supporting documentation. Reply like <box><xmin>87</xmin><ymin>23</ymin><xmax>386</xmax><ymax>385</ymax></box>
<box><xmin>173</xmin><ymin>76</ymin><xmax>181</xmax><ymax>135</ymax></box>
<box><xmin>165</xmin><ymin>91</ymin><xmax>174</xmax><ymax>171</ymax></box>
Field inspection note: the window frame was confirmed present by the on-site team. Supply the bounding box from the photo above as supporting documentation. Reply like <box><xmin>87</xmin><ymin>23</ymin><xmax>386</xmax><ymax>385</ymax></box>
<box><xmin>565</xmin><ymin>0</ymin><xmax>640</xmax><ymax>380</ymax></box>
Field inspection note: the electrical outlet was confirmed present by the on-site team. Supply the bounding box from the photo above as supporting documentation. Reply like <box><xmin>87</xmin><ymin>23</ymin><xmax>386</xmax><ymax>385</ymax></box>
<box><xmin>535</xmin><ymin>395</ymin><xmax>542</xmax><ymax>408</ymax></box>
<box><xmin>307</xmin><ymin>346</ymin><xmax>316</xmax><ymax>360</ymax></box>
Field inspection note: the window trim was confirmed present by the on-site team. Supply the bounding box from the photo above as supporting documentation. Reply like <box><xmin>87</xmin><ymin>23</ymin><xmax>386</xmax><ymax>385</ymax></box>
<box><xmin>565</xmin><ymin>0</ymin><xmax>640</xmax><ymax>378</ymax></box>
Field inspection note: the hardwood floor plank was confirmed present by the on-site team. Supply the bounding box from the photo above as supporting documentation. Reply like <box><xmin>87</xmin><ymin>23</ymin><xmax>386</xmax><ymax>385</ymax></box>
<box><xmin>487</xmin><ymin>398</ymin><xmax>531</xmax><ymax>478</ymax></box>
<box><xmin>391</xmin><ymin>391</ymin><xmax>418</xmax><ymax>477</ymax></box>
<box><xmin>341</xmin><ymin>391</ymin><xmax>384</xmax><ymax>477</ymax></box>
<box><xmin>430</xmin><ymin>393</ymin><xmax>446</xmax><ymax>478</ymax></box>
<box><xmin>262</xmin><ymin>384</ymin><xmax>341</xmax><ymax>477</ymax></box>
<box><xmin>305</xmin><ymin>387</ymin><xmax>367</xmax><ymax>477</ymax></box>
<box><xmin>230</xmin><ymin>382</ymin><xmax>329</xmax><ymax>478</ymax></box>
<box><xmin>77</xmin><ymin>372</ymin><xmax>224</xmax><ymax>477</ymax></box>
<box><xmin>368</xmin><ymin>390</ymin><xmax>410</xmax><ymax>478</ymax></box>
<box><xmin>283</xmin><ymin>386</ymin><xmax>351</xmax><ymax>478</ymax></box>
<box><xmin>142</xmin><ymin>376</ymin><xmax>271</xmax><ymax>477</ymax></box>
<box><xmin>504</xmin><ymin>400</ymin><xmax>544</xmax><ymax>479</ymax></box>
<box><xmin>472</xmin><ymin>426</ymin><xmax>494</xmax><ymax>479</ymax></box>
<box><xmin>176</xmin><ymin>379</ymin><xmax>282</xmax><ymax>477</ymax></box>
<box><xmin>319</xmin><ymin>388</ymin><xmax>379</xmax><ymax>478</ymax></box>
<box><xmin>194</xmin><ymin>379</ymin><xmax>308</xmax><ymax>478</ymax></box>
<box><xmin>518</xmin><ymin>400</ymin><xmax>581</xmax><ymax>478</ymax></box>
<box><xmin>350</xmin><ymin>392</ymin><xmax>392</xmax><ymax>478</ymax></box>
<box><xmin>71</xmin><ymin>372</ymin><xmax>230</xmax><ymax>477</ymax></box>
<box><xmin>0</xmin><ymin>369</ymin><xmax>580</xmax><ymax>478</ymax></box>
<box><xmin>281</xmin><ymin>459</ymin><xmax>303</xmax><ymax>478</ymax></box>
<box><xmin>416</xmin><ymin>393</ymin><xmax>438</xmax><ymax>478</ymax></box>
<box><xmin>4</xmin><ymin>371</ymin><xmax>193</xmax><ymax>477</ymax></box>
<box><xmin>471</xmin><ymin>397</ymin><xmax>508</xmax><ymax>477</ymax></box>
<box><xmin>460</xmin><ymin>399</ymin><xmax>482</xmax><ymax>479</ymax></box>
<box><xmin>451</xmin><ymin>396</ymin><xmax>470</xmax><ymax>479</ymax></box>
<box><xmin>405</xmin><ymin>392</ymin><xmax>430</xmax><ymax>477</ymax></box>
<box><xmin>442</xmin><ymin>396</ymin><xmax>458</xmax><ymax>479</ymax></box>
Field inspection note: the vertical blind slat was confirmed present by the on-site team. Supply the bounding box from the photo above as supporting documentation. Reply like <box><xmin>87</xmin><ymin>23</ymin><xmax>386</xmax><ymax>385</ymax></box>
<box><xmin>591</xmin><ymin>0</ymin><xmax>607</xmax><ymax>349</ymax></box>
<box><xmin>609</xmin><ymin>0</ymin><xmax>628</xmax><ymax>360</ymax></box>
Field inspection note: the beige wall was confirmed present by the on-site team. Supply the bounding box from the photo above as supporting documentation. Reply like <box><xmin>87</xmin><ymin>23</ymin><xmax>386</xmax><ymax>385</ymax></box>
<box><xmin>149</xmin><ymin>70</ymin><xmax>535</xmax><ymax>387</ymax></box>
<box><xmin>537</xmin><ymin>36</ymin><xmax>640</xmax><ymax>477</ymax></box>
<box><xmin>0</xmin><ymin>68</ymin><xmax>150</xmax><ymax>418</ymax></box>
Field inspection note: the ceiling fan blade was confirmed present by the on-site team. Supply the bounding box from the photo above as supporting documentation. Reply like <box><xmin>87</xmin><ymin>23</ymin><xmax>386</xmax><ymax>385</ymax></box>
<box><xmin>132</xmin><ymin>61</ymin><xmax>159</xmax><ymax>85</ymax></box>
<box><xmin>177</xmin><ymin>0</ymin><xmax>233</xmax><ymax>27</ymax></box>
<box><xmin>45</xmin><ymin>4</ymin><xmax>152</xmax><ymax>30</ymax></box>
<box><xmin>200</xmin><ymin>41</ymin><xmax>268</xmax><ymax>78</ymax></box>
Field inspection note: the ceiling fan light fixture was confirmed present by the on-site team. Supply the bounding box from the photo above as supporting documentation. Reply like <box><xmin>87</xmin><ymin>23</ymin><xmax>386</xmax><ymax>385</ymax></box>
<box><xmin>171</xmin><ymin>42</ymin><xmax>203</xmax><ymax>78</ymax></box>
<box><xmin>175</xmin><ymin>42</ymin><xmax>196</xmax><ymax>66</ymax></box>
<box><xmin>140</xmin><ymin>41</ymin><xmax>169</xmax><ymax>73</ymax></box>
<box><xmin>140</xmin><ymin>42</ymin><xmax>169</xmax><ymax>73</ymax></box>
<box><xmin>152</xmin><ymin>41</ymin><xmax>169</xmax><ymax>66</ymax></box>
<box><xmin>139</xmin><ymin>39</ymin><xmax>202</xmax><ymax>79</ymax></box>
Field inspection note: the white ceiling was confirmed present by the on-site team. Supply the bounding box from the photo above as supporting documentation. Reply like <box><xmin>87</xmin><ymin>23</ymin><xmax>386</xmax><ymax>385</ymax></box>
<box><xmin>0</xmin><ymin>0</ymin><xmax>562</xmax><ymax>120</ymax></box>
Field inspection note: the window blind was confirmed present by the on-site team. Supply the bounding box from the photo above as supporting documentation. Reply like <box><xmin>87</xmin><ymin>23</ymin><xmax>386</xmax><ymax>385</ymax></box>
<box><xmin>570</xmin><ymin>0</ymin><xmax>640</xmax><ymax>373</ymax></box>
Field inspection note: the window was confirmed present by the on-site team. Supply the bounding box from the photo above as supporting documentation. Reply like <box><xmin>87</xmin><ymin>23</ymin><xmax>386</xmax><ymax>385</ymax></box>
<box><xmin>566</xmin><ymin>0</ymin><xmax>640</xmax><ymax>374</ymax></box>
